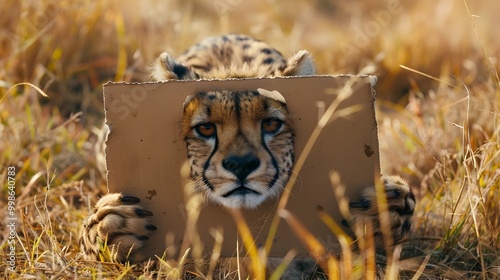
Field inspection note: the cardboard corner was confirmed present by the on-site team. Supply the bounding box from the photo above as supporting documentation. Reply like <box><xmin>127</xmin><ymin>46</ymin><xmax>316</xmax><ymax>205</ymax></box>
<box><xmin>103</xmin><ymin>75</ymin><xmax>380</xmax><ymax>259</ymax></box>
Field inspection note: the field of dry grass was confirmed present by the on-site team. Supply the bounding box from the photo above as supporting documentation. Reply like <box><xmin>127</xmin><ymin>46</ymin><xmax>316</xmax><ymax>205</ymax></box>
<box><xmin>1</xmin><ymin>0</ymin><xmax>499</xmax><ymax>279</ymax></box>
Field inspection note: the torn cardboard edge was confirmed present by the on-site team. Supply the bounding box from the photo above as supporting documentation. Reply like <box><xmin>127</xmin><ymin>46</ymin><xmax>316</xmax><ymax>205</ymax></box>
<box><xmin>103</xmin><ymin>75</ymin><xmax>380</xmax><ymax>259</ymax></box>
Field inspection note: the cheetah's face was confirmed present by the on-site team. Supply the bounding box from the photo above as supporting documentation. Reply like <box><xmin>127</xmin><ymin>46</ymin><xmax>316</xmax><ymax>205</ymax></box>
<box><xmin>182</xmin><ymin>89</ymin><xmax>294</xmax><ymax>209</ymax></box>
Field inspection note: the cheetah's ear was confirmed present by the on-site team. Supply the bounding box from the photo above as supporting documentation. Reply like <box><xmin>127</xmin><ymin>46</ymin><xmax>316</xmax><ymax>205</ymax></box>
<box><xmin>283</xmin><ymin>50</ymin><xmax>316</xmax><ymax>76</ymax></box>
<box><xmin>183</xmin><ymin>95</ymin><xmax>194</xmax><ymax>109</ymax></box>
<box><xmin>151</xmin><ymin>52</ymin><xmax>196</xmax><ymax>81</ymax></box>
<box><xmin>257</xmin><ymin>88</ymin><xmax>286</xmax><ymax>104</ymax></box>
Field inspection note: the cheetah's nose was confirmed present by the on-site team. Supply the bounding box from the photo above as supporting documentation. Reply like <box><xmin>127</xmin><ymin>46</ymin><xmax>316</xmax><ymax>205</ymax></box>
<box><xmin>222</xmin><ymin>154</ymin><xmax>260</xmax><ymax>181</ymax></box>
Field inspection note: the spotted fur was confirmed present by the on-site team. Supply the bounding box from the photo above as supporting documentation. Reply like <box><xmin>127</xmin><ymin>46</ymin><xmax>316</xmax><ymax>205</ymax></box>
<box><xmin>182</xmin><ymin>89</ymin><xmax>294</xmax><ymax>209</ymax></box>
<box><xmin>348</xmin><ymin>175</ymin><xmax>416</xmax><ymax>247</ymax></box>
<box><xmin>151</xmin><ymin>34</ymin><xmax>315</xmax><ymax>80</ymax></box>
<box><xmin>80</xmin><ymin>35</ymin><xmax>415</xmax><ymax>277</ymax></box>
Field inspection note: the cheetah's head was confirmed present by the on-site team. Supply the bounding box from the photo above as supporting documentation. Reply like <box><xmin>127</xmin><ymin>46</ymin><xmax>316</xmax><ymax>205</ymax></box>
<box><xmin>182</xmin><ymin>89</ymin><xmax>293</xmax><ymax>209</ymax></box>
<box><xmin>152</xmin><ymin>50</ymin><xmax>315</xmax><ymax>80</ymax></box>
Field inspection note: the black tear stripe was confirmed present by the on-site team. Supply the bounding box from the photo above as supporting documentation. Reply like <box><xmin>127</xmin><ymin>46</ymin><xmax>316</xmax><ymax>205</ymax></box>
<box><xmin>201</xmin><ymin>137</ymin><xmax>218</xmax><ymax>191</ymax></box>
<box><xmin>255</xmin><ymin>91</ymin><xmax>279</xmax><ymax>188</ymax></box>
<box><xmin>262</xmin><ymin>135</ymin><xmax>280</xmax><ymax>189</ymax></box>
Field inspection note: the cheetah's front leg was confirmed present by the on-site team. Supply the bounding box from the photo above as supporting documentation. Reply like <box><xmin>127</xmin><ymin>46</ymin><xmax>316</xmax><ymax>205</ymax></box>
<box><xmin>347</xmin><ymin>175</ymin><xmax>416</xmax><ymax>248</ymax></box>
<box><xmin>80</xmin><ymin>193</ymin><xmax>157</xmax><ymax>262</ymax></box>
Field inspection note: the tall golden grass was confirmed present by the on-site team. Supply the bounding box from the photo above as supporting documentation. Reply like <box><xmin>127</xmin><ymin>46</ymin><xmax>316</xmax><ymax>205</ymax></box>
<box><xmin>1</xmin><ymin>0</ymin><xmax>499</xmax><ymax>278</ymax></box>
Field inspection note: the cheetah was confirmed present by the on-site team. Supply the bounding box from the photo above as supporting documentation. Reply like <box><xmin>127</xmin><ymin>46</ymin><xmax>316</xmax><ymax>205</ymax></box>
<box><xmin>80</xmin><ymin>34</ymin><xmax>415</xmax><ymax>277</ymax></box>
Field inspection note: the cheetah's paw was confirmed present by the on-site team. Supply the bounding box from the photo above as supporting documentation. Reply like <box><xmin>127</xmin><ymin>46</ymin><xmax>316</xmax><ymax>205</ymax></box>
<box><xmin>347</xmin><ymin>175</ymin><xmax>416</xmax><ymax>248</ymax></box>
<box><xmin>79</xmin><ymin>193</ymin><xmax>157</xmax><ymax>262</ymax></box>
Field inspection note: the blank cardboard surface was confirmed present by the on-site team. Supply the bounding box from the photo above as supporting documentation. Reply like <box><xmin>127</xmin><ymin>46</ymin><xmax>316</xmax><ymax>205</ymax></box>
<box><xmin>103</xmin><ymin>75</ymin><xmax>380</xmax><ymax>259</ymax></box>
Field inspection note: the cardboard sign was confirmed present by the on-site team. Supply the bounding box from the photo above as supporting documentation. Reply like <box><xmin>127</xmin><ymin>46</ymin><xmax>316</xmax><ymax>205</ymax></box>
<box><xmin>103</xmin><ymin>75</ymin><xmax>379</xmax><ymax>259</ymax></box>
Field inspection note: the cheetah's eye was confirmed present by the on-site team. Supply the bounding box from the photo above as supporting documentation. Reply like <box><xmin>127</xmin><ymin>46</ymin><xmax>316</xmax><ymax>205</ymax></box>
<box><xmin>261</xmin><ymin>118</ymin><xmax>283</xmax><ymax>134</ymax></box>
<box><xmin>194</xmin><ymin>123</ymin><xmax>216</xmax><ymax>138</ymax></box>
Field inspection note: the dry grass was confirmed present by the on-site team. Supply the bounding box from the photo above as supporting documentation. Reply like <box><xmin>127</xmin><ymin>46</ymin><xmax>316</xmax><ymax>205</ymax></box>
<box><xmin>1</xmin><ymin>0</ymin><xmax>499</xmax><ymax>278</ymax></box>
